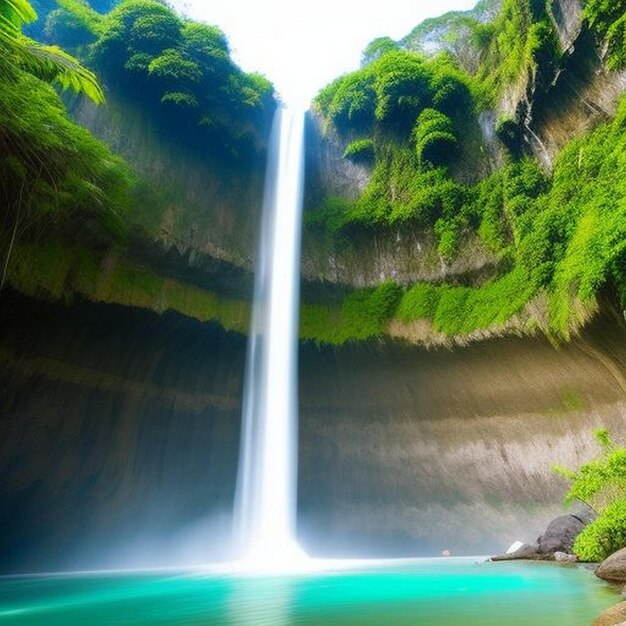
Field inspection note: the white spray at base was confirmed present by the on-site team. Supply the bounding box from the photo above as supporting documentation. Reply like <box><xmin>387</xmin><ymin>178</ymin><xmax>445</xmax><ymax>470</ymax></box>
<box><xmin>234</xmin><ymin>107</ymin><xmax>307</xmax><ymax>568</ymax></box>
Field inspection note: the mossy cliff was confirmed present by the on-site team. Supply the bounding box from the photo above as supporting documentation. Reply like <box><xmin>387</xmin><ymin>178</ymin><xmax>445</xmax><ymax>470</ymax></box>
<box><xmin>2</xmin><ymin>0</ymin><xmax>626</xmax><ymax>572</ymax></box>
<box><xmin>1</xmin><ymin>0</ymin><xmax>275</xmax><ymax>332</ymax></box>
<box><xmin>2</xmin><ymin>290</ymin><xmax>625</xmax><ymax>570</ymax></box>
<box><xmin>302</xmin><ymin>0</ymin><xmax>626</xmax><ymax>346</ymax></box>
<box><xmin>5</xmin><ymin>0</ymin><xmax>626</xmax><ymax>349</ymax></box>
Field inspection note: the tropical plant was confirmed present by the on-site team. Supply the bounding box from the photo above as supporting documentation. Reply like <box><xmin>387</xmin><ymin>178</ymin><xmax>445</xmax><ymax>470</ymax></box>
<box><xmin>0</xmin><ymin>0</ymin><xmax>103</xmax><ymax>102</ymax></box>
<box><xmin>555</xmin><ymin>429</ymin><xmax>626</xmax><ymax>561</ymax></box>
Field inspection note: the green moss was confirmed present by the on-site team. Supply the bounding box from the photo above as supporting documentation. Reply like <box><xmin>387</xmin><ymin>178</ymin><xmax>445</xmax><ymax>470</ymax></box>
<box><xmin>343</xmin><ymin>138</ymin><xmax>375</xmax><ymax>163</ymax></box>
<box><xmin>300</xmin><ymin>282</ymin><xmax>401</xmax><ymax>344</ymax></box>
<box><xmin>583</xmin><ymin>0</ymin><xmax>626</xmax><ymax>70</ymax></box>
<box><xmin>396</xmin><ymin>283</ymin><xmax>441</xmax><ymax>321</ymax></box>
<box><xmin>4</xmin><ymin>238</ymin><xmax>250</xmax><ymax>332</ymax></box>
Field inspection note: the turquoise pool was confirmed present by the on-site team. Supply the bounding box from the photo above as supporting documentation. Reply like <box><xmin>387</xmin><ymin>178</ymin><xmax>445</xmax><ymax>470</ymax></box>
<box><xmin>0</xmin><ymin>558</ymin><xmax>618</xmax><ymax>625</ymax></box>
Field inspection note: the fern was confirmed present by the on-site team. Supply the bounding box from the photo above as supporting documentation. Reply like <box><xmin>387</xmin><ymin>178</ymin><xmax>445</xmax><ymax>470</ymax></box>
<box><xmin>0</xmin><ymin>0</ymin><xmax>104</xmax><ymax>103</ymax></box>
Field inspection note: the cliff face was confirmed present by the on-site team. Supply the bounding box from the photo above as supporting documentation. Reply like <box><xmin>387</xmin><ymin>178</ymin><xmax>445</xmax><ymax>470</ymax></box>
<box><xmin>0</xmin><ymin>291</ymin><xmax>245</xmax><ymax>573</ymax></box>
<box><xmin>71</xmin><ymin>93</ymin><xmax>265</xmax><ymax>274</ymax></box>
<box><xmin>299</xmin><ymin>308</ymin><xmax>626</xmax><ymax>556</ymax></box>
<box><xmin>507</xmin><ymin>0</ymin><xmax>626</xmax><ymax>168</ymax></box>
<box><xmin>303</xmin><ymin>115</ymin><xmax>499</xmax><ymax>288</ymax></box>
<box><xmin>2</xmin><ymin>291</ymin><xmax>625</xmax><ymax>571</ymax></box>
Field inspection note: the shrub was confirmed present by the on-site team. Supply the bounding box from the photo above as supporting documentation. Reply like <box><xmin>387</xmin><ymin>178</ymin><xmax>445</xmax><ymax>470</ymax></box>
<box><xmin>413</xmin><ymin>108</ymin><xmax>457</xmax><ymax>165</ymax></box>
<box><xmin>57</xmin><ymin>0</ymin><xmax>275</xmax><ymax>157</ymax></box>
<box><xmin>574</xmin><ymin>500</ymin><xmax>626</xmax><ymax>562</ymax></box>
<box><xmin>556</xmin><ymin>430</ymin><xmax>626</xmax><ymax>561</ymax></box>
<box><xmin>343</xmin><ymin>138</ymin><xmax>375</xmax><ymax>164</ymax></box>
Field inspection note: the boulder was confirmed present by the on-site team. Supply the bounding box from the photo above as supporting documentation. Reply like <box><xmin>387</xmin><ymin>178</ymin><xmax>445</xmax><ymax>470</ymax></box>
<box><xmin>492</xmin><ymin>510</ymin><xmax>592</xmax><ymax>561</ymax></box>
<box><xmin>554</xmin><ymin>551</ymin><xmax>577</xmax><ymax>564</ymax></box>
<box><xmin>491</xmin><ymin>543</ymin><xmax>541</xmax><ymax>562</ymax></box>
<box><xmin>537</xmin><ymin>515</ymin><xmax>586</xmax><ymax>555</ymax></box>
<box><xmin>592</xmin><ymin>601</ymin><xmax>626</xmax><ymax>626</ymax></box>
<box><xmin>596</xmin><ymin>548</ymin><xmax>626</xmax><ymax>583</ymax></box>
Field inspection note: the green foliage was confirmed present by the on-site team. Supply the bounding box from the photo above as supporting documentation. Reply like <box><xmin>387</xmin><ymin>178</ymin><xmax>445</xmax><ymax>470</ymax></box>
<box><xmin>396</xmin><ymin>283</ymin><xmax>441</xmax><ymax>321</ymax></box>
<box><xmin>0</xmin><ymin>8</ymin><xmax>133</xmax><ymax>296</ymax></box>
<box><xmin>555</xmin><ymin>439</ymin><xmax>626</xmax><ymax>513</ymax></box>
<box><xmin>372</xmin><ymin>51</ymin><xmax>432</xmax><ymax>131</ymax></box>
<box><xmin>343</xmin><ymin>138</ymin><xmax>375</xmax><ymax>163</ymax></box>
<box><xmin>307</xmin><ymin>82</ymin><xmax>626</xmax><ymax>343</ymax></box>
<box><xmin>3</xmin><ymin>238</ymin><xmax>250</xmax><ymax>332</ymax></box>
<box><xmin>556</xmin><ymin>430</ymin><xmax>626</xmax><ymax>561</ymax></box>
<box><xmin>361</xmin><ymin>36</ymin><xmax>399</xmax><ymax>66</ymax></box>
<box><xmin>45</xmin><ymin>8</ymin><xmax>94</xmax><ymax>47</ymax></box>
<box><xmin>583</xmin><ymin>0</ymin><xmax>626</xmax><ymax>70</ymax></box>
<box><xmin>55</xmin><ymin>0</ymin><xmax>275</xmax><ymax>158</ymax></box>
<box><xmin>475</xmin><ymin>0</ymin><xmax>560</xmax><ymax>104</ymax></box>
<box><xmin>342</xmin><ymin>281</ymin><xmax>402</xmax><ymax>340</ymax></box>
<box><xmin>574</xmin><ymin>500</ymin><xmax>626</xmax><ymax>562</ymax></box>
<box><xmin>314</xmin><ymin>49</ymin><xmax>472</xmax><ymax>138</ymax></box>
<box><xmin>413</xmin><ymin>108</ymin><xmax>457</xmax><ymax>165</ymax></box>
<box><xmin>300</xmin><ymin>282</ymin><xmax>401</xmax><ymax>344</ymax></box>
<box><xmin>0</xmin><ymin>66</ymin><xmax>132</xmax><ymax>235</ymax></box>
<box><xmin>0</xmin><ymin>0</ymin><xmax>104</xmax><ymax>103</ymax></box>
<box><xmin>315</xmin><ymin>70</ymin><xmax>376</xmax><ymax>134</ymax></box>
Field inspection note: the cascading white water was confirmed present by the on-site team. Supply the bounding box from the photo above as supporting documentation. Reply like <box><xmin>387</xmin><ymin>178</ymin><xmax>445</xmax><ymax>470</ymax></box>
<box><xmin>234</xmin><ymin>106</ymin><xmax>306</xmax><ymax>567</ymax></box>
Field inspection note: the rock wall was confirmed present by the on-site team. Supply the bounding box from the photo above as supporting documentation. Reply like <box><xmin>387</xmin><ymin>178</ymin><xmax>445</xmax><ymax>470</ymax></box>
<box><xmin>71</xmin><ymin>92</ymin><xmax>266</xmax><ymax>273</ymax></box>
<box><xmin>298</xmin><ymin>308</ymin><xmax>626</xmax><ymax>556</ymax></box>
<box><xmin>1</xmin><ymin>291</ymin><xmax>625</xmax><ymax>571</ymax></box>
<box><xmin>302</xmin><ymin>114</ymin><xmax>499</xmax><ymax>289</ymax></box>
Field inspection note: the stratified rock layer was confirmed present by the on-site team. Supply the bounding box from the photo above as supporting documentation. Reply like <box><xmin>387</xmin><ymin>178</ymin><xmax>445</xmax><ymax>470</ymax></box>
<box><xmin>3</xmin><ymin>291</ymin><xmax>625</xmax><ymax>570</ymax></box>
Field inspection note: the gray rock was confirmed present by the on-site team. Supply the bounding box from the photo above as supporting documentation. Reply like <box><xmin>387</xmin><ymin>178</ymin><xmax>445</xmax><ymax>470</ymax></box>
<box><xmin>592</xmin><ymin>601</ymin><xmax>626</xmax><ymax>626</ymax></box>
<box><xmin>492</xmin><ymin>511</ymin><xmax>592</xmax><ymax>562</ymax></box>
<box><xmin>571</xmin><ymin>504</ymin><xmax>597</xmax><ymax>525</ymax></box>
<box><xmin>537</xmin><ymin>515</ymin><xmax>586</xmax><ymax>554</ymax></box>
<box><xmin>596</xmin><ymin>548</ymin><xmax>626</xmax><ymax>583</ymax></box>
<box><xmin>554</xmin><ymin>551</ymin><xmax>578</xmax><ymax>563</ymax></box>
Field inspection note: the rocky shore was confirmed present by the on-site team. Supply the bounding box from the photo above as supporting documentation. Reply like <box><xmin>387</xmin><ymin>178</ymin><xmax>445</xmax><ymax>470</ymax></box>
<box><xmin>491</xmin><ymin>510</ymin><xmax>626</xmax><ymax>625</ymax></box>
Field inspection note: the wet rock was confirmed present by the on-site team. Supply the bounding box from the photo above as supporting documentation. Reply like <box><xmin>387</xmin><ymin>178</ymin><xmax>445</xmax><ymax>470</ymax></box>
<box><xmin>554</xmin><ymin>551</ymin><xmax>577</xmax><ymax>564</ymax></box>
<box><xmin>596</xmin><ymin>549</ymin><xmax>626</xmax><ymax>583</ymax></box>
<box><xmin>592</xmin><ymin>601</ymin><xmax>626</xmax><ymax>626</ymax></box>
<box><xmin>537</xmin><ymin>515</ymin><xmax>586</xmax><ymax>554</ymax></box>
<box><xmin>492</xmin><ymin>511</ymin><xmax>592</xmax><ymax>561</ymax></box>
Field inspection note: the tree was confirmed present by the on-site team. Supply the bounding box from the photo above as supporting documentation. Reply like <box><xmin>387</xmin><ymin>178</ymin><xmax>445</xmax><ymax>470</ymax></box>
<box><xmin>0</xmin><ymin>0</ymin><xmax>104</xmax><ymax>102</ymax></box>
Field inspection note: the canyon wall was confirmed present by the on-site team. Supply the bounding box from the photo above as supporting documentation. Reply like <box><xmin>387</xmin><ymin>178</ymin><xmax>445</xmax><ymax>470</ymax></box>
<box><xmin>2</xmin><ymin>291</ymin><xmax>625</xmax><ymax>571</ymax></box>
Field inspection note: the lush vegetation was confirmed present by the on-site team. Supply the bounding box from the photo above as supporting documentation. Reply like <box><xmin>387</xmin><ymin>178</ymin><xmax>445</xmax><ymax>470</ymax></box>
<box><xmin>474</xmin><ymin>0</ymin><xmax>560</xmax><ymax>105</ymax></box>
<box><xmin>48</xmin><ymin>0</ymin><xmax>275</xmax><ymax>159</ymax></box>
<box><xmin>0</xmin><ymin>0</ymin><xmax>103</xmax><ymax>101</ymax></box>
<box><xmin>0</xmin><ymin>0</ymin><xmax>272</xmax><ymax>331</ymax></box>
<box><xmin>584</xmin><ymin>0</ymin><xmax>626</xmax><ymax>70</ymax></box>
<box><xmin>304</xmin><ymin>0</ymin><xmax>626</xmax><ymax>345</ymax></box>
<box><xmin>5</xmin><ymin>238</ymin><xmax>250</xmax><ymax>332</ymax></box>
<box><xmin>555</xmin><ymin>430</ymin><xmax>626</xmax><ymax>562</ymax></box>
<box><xmin>0</xmin><ymin>0</ymin><xmax>131</xmax><ymax>289</ymax></box>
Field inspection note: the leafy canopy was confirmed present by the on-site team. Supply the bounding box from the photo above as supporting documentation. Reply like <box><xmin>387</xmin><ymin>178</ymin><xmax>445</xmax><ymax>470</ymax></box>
<box><xmin>0</xmin><ymin>0</ymin><xmax>103</xmax><ymax>102</ymax></box>
<box><xmin>52</xmin><ymin>0</ymin><xmax>275</xmax><ymax>158</ymax></box>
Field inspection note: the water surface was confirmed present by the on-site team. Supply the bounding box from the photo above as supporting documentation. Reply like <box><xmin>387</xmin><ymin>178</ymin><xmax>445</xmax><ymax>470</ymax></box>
<box><xmin>0</xmin><ymin>558</ymin><xmax>617</xmax><ymax>625</ymax></box>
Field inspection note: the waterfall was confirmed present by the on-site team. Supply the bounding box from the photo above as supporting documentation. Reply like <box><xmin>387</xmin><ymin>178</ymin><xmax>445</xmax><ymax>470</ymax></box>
<box><xmin>234</xmin><ymin>107</ymin><xmax>306</xmax><ymax>566</ymax></box>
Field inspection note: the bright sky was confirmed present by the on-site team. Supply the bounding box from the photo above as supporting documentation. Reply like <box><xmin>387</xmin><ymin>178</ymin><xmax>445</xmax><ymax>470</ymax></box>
<box><xmin>171</xmin><ymin>0</ymin><xmax>478</xmax><ymax>105</ymax></box>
